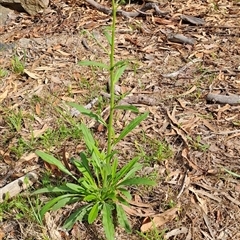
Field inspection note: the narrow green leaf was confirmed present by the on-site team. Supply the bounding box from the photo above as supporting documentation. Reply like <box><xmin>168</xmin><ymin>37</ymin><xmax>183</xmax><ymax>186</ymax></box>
<box><xmin>33</xmin><ymin>185</ymin><xmax>75</xmax><ymax>195</ymax></box>
<box><xmin>78</xmin><ymin>60</ymin><xmax>109</xmax><ymax>70</ymax></box>
<box><xmin>114</xmin><ymin>105</ymin><xmax>139</xmax><ymax>113</ymax></box>
<box><xmin>102</xmin><ymin>203</ymin><xmax>115</xmax><ymax>240</ymax></box>
<box><xmin>40</xmin><ymin>194</ymin><xmax>78</xmax><ymax>218</ymax></box>
<box><xmin>73</xmin><ymin>154</ymin><xmax>97</xmax><ymax>188</ymax></box>
<box><xmin>113</xmin><ymin>63</ymin><xmax>127</xmax><ymax>84</ymax></box>
<box><xmin>88</xmin><ymin>202</ymin><xmax>100</xmax><ymax>224</ymax></box>
<box><xmin>113</xmin><ymin>156</ymin><xmax>140</xmax><ymax>185</ymax></box>
<box><xmin>63</xmin><ymin>204</ymin><xmax>92</xmax><ymax>230</ymax></box>
<box><xmin>67</xmin><ymin>103</ymin><xmax>107</xmax><ymax>126</ymax></box>
<box><xmin>36</xmin><ymin>151</ymin><xmax>76</xmax><ymax>180</ymax></box>
<box><xmin>118</xmin><ymin>188</ymin><xmax>132</xmax><ymax>200</ymax></box>
<box><xmin>224</xmin><ymin>168</ymin><xmax>240</xmax><ymax>178</ymax></box>
<box><xmin>103</xmin><ymin>28</ymin><xmax>112</xmax><ymax>46</ymax></box>
<box><xmin>113</xmin><ymin>60</ymin><xmax>127</xmax><ymax>68</ymax></box>
<box><xmin>116</xmin><ymin>204</ymin><xmax>131</xmax><ymax>233</ymax></box>
<box><xmin>119</xmin><ymin>162</ymin><xmax>142</xmax><ymax>182</ymax></box>
<box><xmin>111</xmin><ymin>158</ymin><xmax>118</xmax><ymax>180</ymax></box>
<box><xmin>118</xmin><ymin>177</ymin><xmax>155</xmax><ymax>187</ymax></box>
<box><xmin>116</xmin><ymin>195</ymin><xmax>129</xmax><ymax>206</ymax></box>
<box><xmin>80</xmin><ymin>180</ymin><xmax>95</xmax><ymax>191</ymax></box>
<box><xmin>114</xmin><ymin>112</ymin><xmax>149</xmax><ymax>145</ymax></box>
<box><xmin>80</xmin><ymin>124</ymin><xmax>103</xmax><ymax>178</ymax></box>
<box><xmin>51</xmin><ymin>196</ymin><xmax>79</xmax><ymax>211</ymax></box>
<box><xmin>65</xmin><ymin>183</ymin><xmax>87</xmax><ymax>194</ymax></box>
<box><xmin>83</xmin><ymin>194</ymin><xmax>98</xmax><ymax>202</ymax></box>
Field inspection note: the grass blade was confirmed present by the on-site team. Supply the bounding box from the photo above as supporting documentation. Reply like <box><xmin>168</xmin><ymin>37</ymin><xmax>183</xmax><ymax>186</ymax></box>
<box><xmin>224</xmin><ymin>168</ymin><xmax>240</xmax><ymax>178</ymax></box>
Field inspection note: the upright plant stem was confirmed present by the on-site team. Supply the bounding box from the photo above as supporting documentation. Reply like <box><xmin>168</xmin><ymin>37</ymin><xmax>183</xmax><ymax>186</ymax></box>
<box><xmin>107</xmin><ymin>1</ymin><xmax>117</xmax><ymax>162</ymax></box>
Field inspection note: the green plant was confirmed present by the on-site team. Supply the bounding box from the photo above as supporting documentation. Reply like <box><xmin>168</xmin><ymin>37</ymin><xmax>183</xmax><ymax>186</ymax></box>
<box><xmin>136</xmin><ymin>136</ymin><xmax>173</xmax><ymax>163</ymax></box>
<box><xmin>11</xmin><ymin>55</ymin><xmax>25</xmax><ymax>74</ymax></box>
<box><xmin>0</xmin><ymin>195</ymin><xmax>38</xmax><ymax>222</ymax></box>
<box><xmin>188</xmin><ymin>135</ymin><xmax>209</xmax><ymax>152</ymax></box>
<box><xmin>34</xmin><ymin>1</ymin><xmax>155</xmax><ymax>240</ymax></box>
<box><xmin>6</xmin><ymin>109</ymin><xmax>23</xmax><ymax>132</ymax></box>
<box><xmin>137</xmin><ymin>227</ymin><xmax>166</xmax><ymax>240</ymax></box>
<box><xmin>0</xmin><ymin>68</ymin><xmax>8</xmax><ymax>77</ymax></box>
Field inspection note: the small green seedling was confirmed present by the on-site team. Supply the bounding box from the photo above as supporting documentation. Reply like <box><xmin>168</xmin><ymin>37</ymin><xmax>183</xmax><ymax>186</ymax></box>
<box><xmin>0</xmin><ymin>68</ymin><xmax>8</xmax><ymax>77</ymax></box>
<box><xmin>11</xmin><ymin>55</ymin><xmax>25</xmax><ymax>74</ymax></box>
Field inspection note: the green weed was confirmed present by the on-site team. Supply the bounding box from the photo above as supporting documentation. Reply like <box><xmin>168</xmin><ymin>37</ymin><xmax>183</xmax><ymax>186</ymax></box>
<box><xmin>6</xmin><ymin>109</ymin><xmax>23</xmax><ymax>132</ymax></box>
<box><xmin>188</xmin><ymin>135</ymin><xmax>209</xmax><ymax>152</ymax></box>
<box><xmin>137</xmin><ymin>227</ymin><xmax>166</xmax><ymax>240</ymax></box>
<box><xmin>33</xmin><ymin>1</ymin><xmax>155</xmax><ymax>239</ymax></box>
<box><xmin>0</xmin><ymin>195</ymin><xmax>39</xmax><ymax>222</ymax></box>
<box><xmin>136</xmin><ymin>136</ymin><xmax>173</xmax><ymax>163</ymax></box>
<box><xmin>0</xmin><ymin>68</ymin><xmax>8</xmax><ymax>78</ymax></box>
<box><xmin>11</xmin><ymin>55</ymin><xmax>25</xmax><ymax>74</ymax></box>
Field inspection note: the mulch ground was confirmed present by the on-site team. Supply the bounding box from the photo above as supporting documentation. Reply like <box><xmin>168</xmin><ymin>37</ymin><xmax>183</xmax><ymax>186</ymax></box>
<box><xmin>0</xmin><ymin>0</ymin><xmax>240</xmax><ymax>239</ymax></box>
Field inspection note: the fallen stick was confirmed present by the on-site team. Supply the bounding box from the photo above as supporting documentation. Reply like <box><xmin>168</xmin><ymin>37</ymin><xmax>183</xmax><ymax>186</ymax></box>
<box><xmin>85</xmin><ymin>0</ymin><xmax>168</xmax><ymax>18</ymax></box>
<box><xmin>206</xmin><ymin>93</ymin><xmax>240</xmax><ymax>105</ymax></box>
<box><xmin>161</xmin><ymin>58</ymin><xmax>202</xmax><ymax>78</ymax></box>
<box><xmin>0</xmin><ymin>172</ymin><xmax>38</xmax><ymax>203</ymax></box>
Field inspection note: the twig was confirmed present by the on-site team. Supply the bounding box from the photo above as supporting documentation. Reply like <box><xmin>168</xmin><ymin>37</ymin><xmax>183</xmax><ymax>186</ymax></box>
<box><xmin>84</xmin><ymin>0</ymin><xmax>168</xmax><ymax>18</ymax></box>
<box><xmin>206</xmin><ymin>93</ymin><xmax>240</xmax><ymax>105</ymax></box>
<box><xmin>177</xmin><ymin>170</ymin><xmax>190</xmax><ymax>199</ymax></box>
<box><xmin>161</xmin><ymin>58</ymin><xmax>202</xmax><ymax>78</ymax></box>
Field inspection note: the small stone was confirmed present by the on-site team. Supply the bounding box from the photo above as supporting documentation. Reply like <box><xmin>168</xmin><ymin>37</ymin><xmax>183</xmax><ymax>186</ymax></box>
<box><xmin>20</xmin><ymin>0</ymin><xmax>49</xmax><ymax>15</ymax></box>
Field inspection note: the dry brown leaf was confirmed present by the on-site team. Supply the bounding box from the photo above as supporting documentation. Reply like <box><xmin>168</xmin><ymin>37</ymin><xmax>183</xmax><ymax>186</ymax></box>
<box><xmin>18</xmin><ymin>152</ymin><xmax>38</xmax><ymax>165</ymax></box>
<box><xmin>0</xmin><ymin>90</ymin><xmax>8</xmax><ymax>103</ymax></box>
<box><xmin>35</xmin><ymin>66</ymin><xmax>55</xmax><ymax>71</ymax></box>
<box><xmin>44</xmin><ymin>212</ymin><xmax>63</xmax><ymax>240</ymax></box>
<box><xmin>24</xmin><ymin>69</ymin><xmax>41</xmax><ymax>79</ymax></box>
<box><xmin>140</xmin><ymin>205</ymin><xmax>180</xmax><ymax>232</ymax></box>
<box><xmin>180</xmin><ymin>85</ymin><xmax>197</xmax><ymax>97</ymax></box>
<box><xmin>35</xmin><ymin>102</ymin><xmax>41</xmax><ymax>115</ymax></box>
<box><xmin>128</xmin><ymin>198</ymin><xmax>153</xmax><ymax>208</ymax></box>
<box><xmin>201</xmin><ymin>119</ymin><xmax>217</xmax><ymax>133</ymax></box>
<box><xmin>0</xmin><ymin>230</ymin><xmax>5</xmax><ymax>240</ymax></box>
<box><xmin>121</xmin><ymin>204</ymin><xmax>156</xmax><ymax>217</ymax></box>
<box><xmin>0</xmin><ymin>151</ymin><xmax>13</xmax><ymax>165</ymax></box>
<box><xmin>171</xmin><ymin>125</ymin><xmax>189</xmax><ymax>146</ymax></box>
<box><xmin>216</xmin><ymin>104</ymin><xmax>231</xmax><ymax>120</ymax></box>
<box><xmin>56</xmin><ymin>50</ymin><xmax>71</xmax><ymax>56</ymax></box>
<box><xmin>189</xmin><ymin>187</ymin><xmax>208</xmax><ymax>214</ymax></box>
<box><xmin>165</xmin><ymin>227</ymin><xmax>188</xmax><ymax>239</ymax></box>
<box><xmin>179</xmin><ymin>116</ymin><xmax>199</xmax><ymax>133</ymax></box>
<box><xmin>33</xmin><ymin>124</ymin><xmax>49</xmax><ymax>138</ymax></box>
<box><xmin>182</xmin><ymin>148</ymin><xmax>199</xmax><ymax>171</ymax></box>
